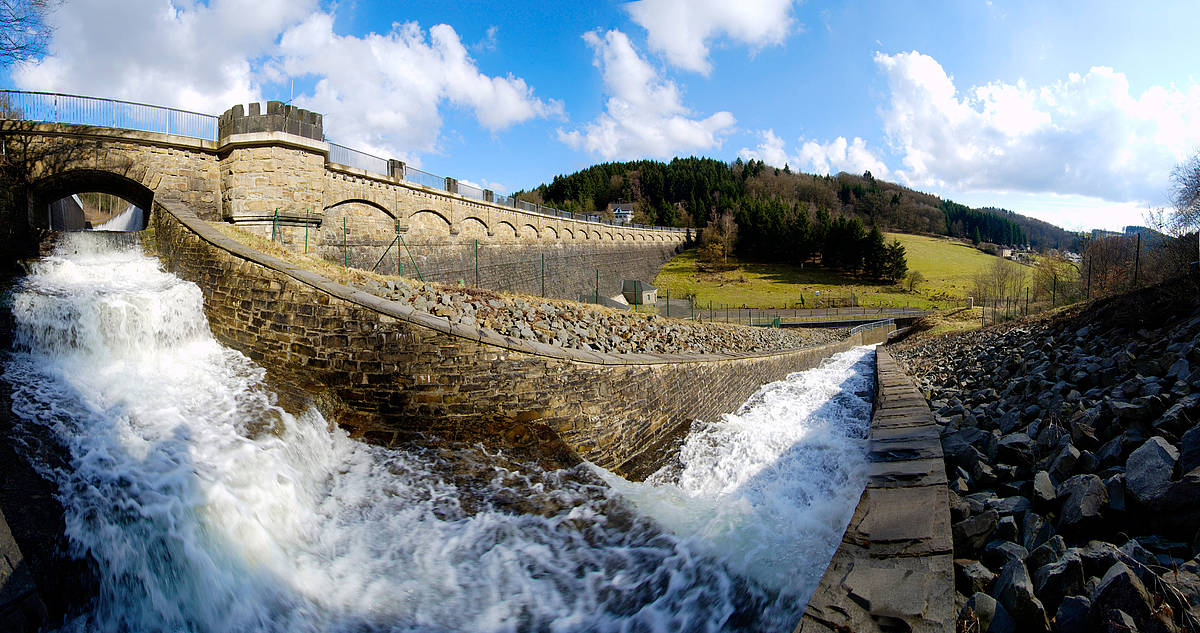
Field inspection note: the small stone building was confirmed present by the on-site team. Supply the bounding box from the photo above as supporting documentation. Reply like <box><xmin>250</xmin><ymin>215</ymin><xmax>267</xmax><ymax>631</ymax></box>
<box><xmin>622</xmin><ymin>280</ymin><xmax>657</xmax><ymax>305</ymax></box>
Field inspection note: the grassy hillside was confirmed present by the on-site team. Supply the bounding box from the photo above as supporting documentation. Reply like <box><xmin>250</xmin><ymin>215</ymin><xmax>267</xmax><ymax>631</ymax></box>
<box><xmin>886</xmin><ymin>232</ymin><xmax>1029</xmax><ymax>299</ymax></box>
<box><xmin>652</xmin><ymin>233</ymin><xmax>1030</xmax><ymax>311</ymax></box>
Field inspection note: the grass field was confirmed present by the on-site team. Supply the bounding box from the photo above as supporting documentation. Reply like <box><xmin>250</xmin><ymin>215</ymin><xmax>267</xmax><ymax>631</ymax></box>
<box><xmin>651</xmin><ymin>233</ymin><xmax>1031</xmax><ymax>311</ymax></box>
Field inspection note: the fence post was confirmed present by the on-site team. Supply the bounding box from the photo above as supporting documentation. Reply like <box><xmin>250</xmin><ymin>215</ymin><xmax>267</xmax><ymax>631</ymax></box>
<box><xmin>665</xmin><ymin>288</ymin><xmax>669</xmax><ymax>317</ymax></box>
<box><xmin>709</xmin><ymin>300</ymin><xmax>713</xmax><ymax>322</ymax></box>
<box><xmin>343</xmin><ymin>216</ymin><xmax>348</xmax><ymax>267</ymax></box>
<box><xmin>1133</xmin><ymin>233</ymin><xmax>1141</xmax><ymax>287</ymax></box>
<box><xmin>595</xmin><ymin>270</ymin><xmax>599</xmax><ymax>304</ymax></box>
<box><xmin>474</xmin><ymin>240</ymin><xmax>479</xmax><ymax>287</ymax></box>
<box><xmin>1025</xmin><ymin>287</ymin><xmax>1029</xmax><ymax>315</ymax></box>
<box><xmin>541</xmin><ymin>254</ymin><xmax>546</xmax><ymax>297</ymax></box>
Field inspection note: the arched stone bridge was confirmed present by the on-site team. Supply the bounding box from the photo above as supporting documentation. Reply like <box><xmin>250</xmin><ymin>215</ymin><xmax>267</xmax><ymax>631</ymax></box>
<box><xmin>1</xmin><ymin>96</ymin><xmax>686</xmax><ymax>297</ymax></box>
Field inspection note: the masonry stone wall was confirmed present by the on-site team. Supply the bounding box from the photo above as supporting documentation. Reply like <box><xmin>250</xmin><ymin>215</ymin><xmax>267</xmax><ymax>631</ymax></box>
<box><xmin>150</xmin><ymin>199</ymin><xmax>891</xmax><ymax>478</ymax></box>
<box><xmin>7</xmin><ymin>122</ymin><xmax>221</xmax><ymax>223</ymax></box>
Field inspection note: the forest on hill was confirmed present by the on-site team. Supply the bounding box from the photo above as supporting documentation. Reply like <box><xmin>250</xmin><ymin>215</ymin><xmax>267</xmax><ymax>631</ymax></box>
<box><xmin>516</xmin><ymin>158</ymin><xmax>1081</xmax><ymax>256</ymax></box>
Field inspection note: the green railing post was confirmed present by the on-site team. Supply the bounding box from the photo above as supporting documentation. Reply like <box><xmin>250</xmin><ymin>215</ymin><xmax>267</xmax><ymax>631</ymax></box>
<box><xmin>709</xmin><ymin>300</ymin><xmax>712</xmax><ymax>322</ymax></box>
<box><xmin>541</xmin><ymin>253</ymin><xmax>545</xmax><ymax>297</ymax></box>
<box><xmin>272</xmin><ymin>208</ymin><xmax>279</xmax><ymax>242</ymax></box>
<box><xmin>342</xmin><ymin>216</ymin><xmax>348</xmax><ymax>267</ymax></box>
<box><xmin>665</xmin><ymin>288</ymin><xmax>669</xmax><ymax>317</ymax></box>
<box><xmin>474</xmin><ymin>240</ymin><xmax>479</xmax><ymax>287</ymax></box>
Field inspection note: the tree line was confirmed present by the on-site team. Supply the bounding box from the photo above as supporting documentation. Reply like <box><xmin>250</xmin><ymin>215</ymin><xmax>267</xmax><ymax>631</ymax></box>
<box><xmin>517</xmin><ymin>157</ymin><xmax>1080</xmax><ymax>269</ymax></box>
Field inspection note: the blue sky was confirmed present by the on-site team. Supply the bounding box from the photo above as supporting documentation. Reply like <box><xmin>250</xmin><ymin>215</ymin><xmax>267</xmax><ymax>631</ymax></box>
<box><xmin>6</xmin><ymin>0</ymin><xmax>1200</xmax><ymax>232</ymax></box>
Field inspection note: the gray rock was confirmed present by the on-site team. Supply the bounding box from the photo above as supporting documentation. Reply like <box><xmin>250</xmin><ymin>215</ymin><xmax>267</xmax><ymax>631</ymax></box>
<box><xmin>1053</xmin><ymin>595</ymin><xmax>1091</xmax><ymax>633</ymax></box>
<box><xmin>954</xmin><ymin>509</ymin><xmax>999</xmax><ymax>556</ymax></box>
<box><xmin>998</xmin><ymin>432</ymin><xmax>1037</xmax><ymax>467</ymax></box>
<box><xmin>955</xmin><ymin>558</ymin><xmax>997</xmax><ymax>595</ymax></box>
<box><xmin>1103</xmin><ymin>474</ymin><xmax>1126</xmax><ymax>514</ymax></box>
<box><xmin>1023</xmin><ymin>511</ymin><xmax>1055</xmax><ymax>552</ymax></box>
<box><xmin>1027</xmin><ymin>535</ymin><xmax>1067</xmax><ymax>572</ymax></box>
<box><xmin>1032</xmin><ymin>551</ymin><xmax>1085</xmax><ymax>616</ymax></box>
<box><xmin>1125</xmin><ymin>435</ymin><xmax>1179</xmax><ymax>506</ymax></box>
<box><xmin>1180</xmin><ymin>424</ymin><xmax>1200</xmax><ymax>474</ymax></box>
<box><xmin>989</xmin><ymin>496</ymin><xmax>1032</xmax><ymax>517</ymax></box>
<box><xmin>1033</xmin><ymin>470</ymin><xmax>1057</xmax><ymax>507</ymax></box>
<box><xmin>1087</xmin><ymin>561</ymin><xmax>1175</xmax><ymax>633</ymax></box>
<box><xmin>994</xmin><ymin>515</ymin><xmax>1019</xmax><ymax>542</ymax></box>
<box><xmin>1050</xmin><ymin>443</ymin><xmax>1081</xmax><ymax>480</ymax></box>
<box><xmin>995</xmin><ymin>559</ymin><xmax>1051</xmax><ymax>632</ymax></box>
<box><xmin>983</xmin><ymin>540</ymin><xmax>1030</xmax><ymax>573</ymax></box>
<box><xmin>961</xmin><ymin>591</ymin><xmax>1017</xmax><ymax>633</ymax></box>
<box><xmin>1055</xmin><ymin>474</ymin><xmax>1108</xmax><ymax>534</ymax></box>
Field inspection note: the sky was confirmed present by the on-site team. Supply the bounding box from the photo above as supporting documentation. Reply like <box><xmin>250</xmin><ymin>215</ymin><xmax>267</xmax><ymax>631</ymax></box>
<box><xmin>5</xmin><ymin>0</ymin><xmax>1200</xmax><ymax>233</ymax></box>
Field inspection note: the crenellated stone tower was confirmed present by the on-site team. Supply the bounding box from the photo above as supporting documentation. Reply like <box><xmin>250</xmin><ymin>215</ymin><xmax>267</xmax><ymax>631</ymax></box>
<box><xmin>217</xmin><ymin>101</ymin><xmax>327</xmax><ymax>227</ymax></box>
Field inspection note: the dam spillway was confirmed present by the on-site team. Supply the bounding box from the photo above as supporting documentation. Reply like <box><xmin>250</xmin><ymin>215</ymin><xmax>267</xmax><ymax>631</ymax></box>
<box><xmin>2</xmin><ymin>232</ymin><xmax>875</xmax><ymax>632</ymax></box>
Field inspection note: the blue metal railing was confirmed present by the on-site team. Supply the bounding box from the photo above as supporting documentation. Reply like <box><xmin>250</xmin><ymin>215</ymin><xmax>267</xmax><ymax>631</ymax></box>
<box><xmin>328</xmin><ymin>142</ymin><xmax>388</xmax><ymax>175</ymax></box>
<box><xmin>0</xmin><ymin>89</ymin><xmax>217</xmax><ymax>140</ymax></box>
<box><xmin>0</xmin><ymin>89</ymin><xmax>689</xmax><ymax>233</ymax></box>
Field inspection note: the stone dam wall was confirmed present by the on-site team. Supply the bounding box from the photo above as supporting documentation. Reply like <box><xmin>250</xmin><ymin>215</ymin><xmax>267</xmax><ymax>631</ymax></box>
<box><xmin>799</xmin><ymin>347</ymin><xmax>954</xmax><ymax>633</ymax></box>
<box><xmin>149</xmin><ymin>199</ymin><xmax>894</xmax><ymax>478</ymax></box>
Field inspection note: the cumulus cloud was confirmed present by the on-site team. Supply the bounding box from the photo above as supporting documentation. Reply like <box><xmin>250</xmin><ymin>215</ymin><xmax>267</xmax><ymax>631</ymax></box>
<box><xmin>13</xmin><ymin>0</ymin><xmax>315</xmax><ymax>114</ymax></box>
<box><xmin>875</xmin><ymin>50</ymin><xmax>1200</xmax><ymax>203</ymax></box>
<box><xmin>738</xmin><ymin>129</ymin><xmax>891</xmax><ymax>177</ymax></box>
<box><xmin>13</xmin><ymin>1</ymin><xmax>561</xmax><ymax>164</ymax></box>
<box><xmin>280</xmin><ymin>14</ymin><xmax>561</xmax><ymax>160</ymax></box>
<box><xmin>559</xmin><ymin>29</ymin><xmax>735</xmax><ymax>160</ymax></box>
<box><xmin>625</xmin><ymin>0</ymin><xmax>797</xmax><ymax>74</ymax></box>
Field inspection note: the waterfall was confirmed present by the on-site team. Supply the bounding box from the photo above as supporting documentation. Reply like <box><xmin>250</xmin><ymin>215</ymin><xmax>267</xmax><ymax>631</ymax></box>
<box><xmin>2</xmin><ymin>233</ymin><xmax>872</xmax><ymax>633</ymax></box>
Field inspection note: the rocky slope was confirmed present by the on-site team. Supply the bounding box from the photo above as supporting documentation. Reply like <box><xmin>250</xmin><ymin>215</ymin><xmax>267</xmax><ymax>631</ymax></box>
<box><xmin>893</xmin><ymin>276</ymin><xmax>1200</xmax><ymax>633</ymax></box>
<box><xmin>349</xmin><ymin>276</ymin><xmax>845</xmax><ymax>355</ymax></box>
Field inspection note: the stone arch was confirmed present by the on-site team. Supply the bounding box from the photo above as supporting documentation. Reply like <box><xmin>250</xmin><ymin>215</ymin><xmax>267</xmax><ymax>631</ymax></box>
<box><xmin>325</xmin><ymin>198</ymin><xmax>395</xmax><ymax>219</ymax></box>
<box><xmin>604</xmin><ymin>231</ymin><xmax>614</xmax><ymax>241</ymax></box>
<box><xmin>543</xmin><ymin>226</ymin><xmax>558</xmax><ymax>239</ymax></box>
<box><xmin>591</xmin><ymin>230</ymin><xmax>602</xmax><ymax>240</ymax></box>
<box><xmin>407</xmin><ymin>210</ymin><xmax>453</xmax><ymax>243</ymax></box>
<box><xmin>563</xmin><ymin>227</ymin><xmax>574</xmax><ymax>240</ymax></box>
<box><xmin>520</xmin><ymin>223</ymin><xmax>539</xmax><ymax>240</ymax></box>
<box><xmin>321</xmin><ymin>200</ymin><xmax>402</xmax><ymax>269</ymax></box>
<box><xmin>32</xmin><ymin>169</ymin><xmax>155</xmax><ymax>231</ymax></box>
<box><xmin>460</xmin><ymin>216</ymin><xmax>489</xmax><ymax>239</ymax></box>
<box><xmin>494</xmin><ymin>221</ymin><xmax>517</xmax><ymax>239</ymax></box>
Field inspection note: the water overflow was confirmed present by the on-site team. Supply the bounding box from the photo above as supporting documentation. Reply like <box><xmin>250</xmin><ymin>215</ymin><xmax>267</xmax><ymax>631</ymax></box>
<box><xmin>3</xmin><ymin>233</ymin><xmax>875</xmax><ymax>632</ymax></box>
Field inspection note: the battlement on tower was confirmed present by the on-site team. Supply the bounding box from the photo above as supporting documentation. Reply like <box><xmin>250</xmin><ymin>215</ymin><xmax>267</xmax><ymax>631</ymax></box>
<box><xmin>218</xmin><ymin>101</ymin><xmax>323</xmax><ymax>142</ymax></box>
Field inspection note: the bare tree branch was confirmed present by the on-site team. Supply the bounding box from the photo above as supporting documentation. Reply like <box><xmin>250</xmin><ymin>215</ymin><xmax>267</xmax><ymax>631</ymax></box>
<box><xmin>0</xmin><ymin>0</ymin><xmax>51</xmax><ymax>66</ymax></box>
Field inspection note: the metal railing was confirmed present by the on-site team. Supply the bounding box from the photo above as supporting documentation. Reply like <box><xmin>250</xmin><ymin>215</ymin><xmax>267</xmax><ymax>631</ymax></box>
<box><xmin>328</xmin><ymin>142</ymin><xmax>388</xmax><ymax>175</ymax></box>
<box><xmin>457</xmin><ymin>181</ymin><xmax>485</xmax><ymax>201</ymax></box>
<box><xmin>849</xmin><ymin>318</ymin><xmax>895</xmax><ymax>335</ymax></box>
<box><xmin>0</xmin><ymin>89</ymin><xmax>218</xmax><ymax>140</ymax></box>
<box><xmin>403</xmin><ymin>165</ymin><xmax>446</xmax><ymax>190</ymax></box>
<box><xmin>0</xmin><ymin>89</ymin><xmax>690</xmax><ymax>233</ymax></box>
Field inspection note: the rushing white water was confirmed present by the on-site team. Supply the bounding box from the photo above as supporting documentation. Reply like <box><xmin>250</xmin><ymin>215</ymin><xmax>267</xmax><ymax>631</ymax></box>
<box><xmin>2</xmin><ymin>233</ymin><xmax>873</xmax><ymax>633</ymax></box>
<box><xmin>597</xmin><ymin>346</ymin><xmax>874</xmax><ymax>607</ymax></box>
<box><xmin>91</xmin><ymin>204</ymin><xmax>144</xmax><ymax>231</ymax></box>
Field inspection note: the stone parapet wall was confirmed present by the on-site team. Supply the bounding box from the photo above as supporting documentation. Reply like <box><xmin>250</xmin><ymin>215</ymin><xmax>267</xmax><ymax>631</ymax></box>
<box><xmin>150</xmin><ymin>199</ymin><xmax>893</xmax><ymax>478</ymax></box>
<box><xmin>798</xmin><ymin>347</ymin><xmax>953</xmax><ymax>633</ymax></box>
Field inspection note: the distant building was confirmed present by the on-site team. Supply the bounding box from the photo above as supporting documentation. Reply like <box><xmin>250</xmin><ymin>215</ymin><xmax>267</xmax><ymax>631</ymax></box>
<box><xmin>608</xmin><ymin>202</ymin><xmax>634</xmax><ymax>225</ymax></box>
<box><xmin>622</xmin><ymin>280</ymin><xmax>657</xmax><ymax>305</ymax></box>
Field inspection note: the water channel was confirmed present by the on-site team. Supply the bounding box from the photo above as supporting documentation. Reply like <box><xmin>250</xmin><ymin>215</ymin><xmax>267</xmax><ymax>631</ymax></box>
<box><xmin>2</xmin><ymin>233</ymin><xmax>875</xmax><ymax>632</ymax></box>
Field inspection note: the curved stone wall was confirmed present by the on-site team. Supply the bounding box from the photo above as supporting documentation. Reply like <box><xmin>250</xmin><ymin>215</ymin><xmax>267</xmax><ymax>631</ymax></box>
<box><xmin>150</xmin><ymin>199</ymin><xmax>894</xmax><ymax>478</ymax></box>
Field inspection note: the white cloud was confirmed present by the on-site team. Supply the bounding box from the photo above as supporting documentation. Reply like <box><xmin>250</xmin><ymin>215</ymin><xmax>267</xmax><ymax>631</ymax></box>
<box><xmin>559</xmin><ymin>29</ymin><xmax>735</xmax><ymax>160</ymax></box>
<box><xmin>13</xmin><ymin>1</ymin><xmax>561</xmax><ymax>165</ymax></box>
<box><xmin>625</xmin><ymin>0</ymin><xmax>797</xmax><ymax>74</ymax></box>
<box><xmin>13</xmin><ymin>0</ymin><xmax>316</xmax><ymax>114</ymax></box>
<box><xmin>280</xmin><ymin>14</ymin><xmax>562</xmax><ymax>161</ymax></box>
<box><xmin>738</xmin><ymin>129</ymin><xmax>891</xmax><ymax>178</ymax></box>
<box><xmin>874</xmin><ymin>50</ymin><xmax>1200</xmax><ymax>204</ymax></box>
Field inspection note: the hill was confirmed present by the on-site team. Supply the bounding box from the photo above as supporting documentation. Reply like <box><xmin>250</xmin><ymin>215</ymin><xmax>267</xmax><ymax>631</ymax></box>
<box><xmin>517</xmin><ymin>158</ymin><xmax>1080</xmax><ymax>252</ymax></box>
